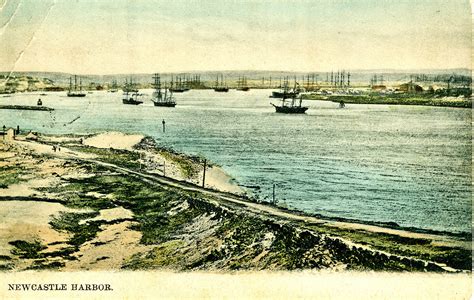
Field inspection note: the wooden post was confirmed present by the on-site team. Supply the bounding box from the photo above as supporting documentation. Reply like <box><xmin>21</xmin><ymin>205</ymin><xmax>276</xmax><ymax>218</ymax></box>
<box><xmin>163</xmin><ymin>161</ymin><xmax>166</xmax><ymax>177</ymax></box>
<box><xmin>202</xmin><ymin>159</ymin><xmax>207</xmax><ymax>188</ymax></box>
<box><xmin>272</xmin><ymin>183</ymin><xmax>276</xmax><ymax>204</ymax></box>
<box><xmin>162</xmin><ymin>119</ymin><xmax>166</xmax><ymax>133</ymax></box>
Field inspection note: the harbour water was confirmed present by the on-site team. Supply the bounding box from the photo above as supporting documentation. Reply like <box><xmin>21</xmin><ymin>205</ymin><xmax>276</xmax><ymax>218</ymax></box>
<box><xmin>1</xmin><ymin>89</ymin><xmax>471</xmax><ymax>234</ymax></box>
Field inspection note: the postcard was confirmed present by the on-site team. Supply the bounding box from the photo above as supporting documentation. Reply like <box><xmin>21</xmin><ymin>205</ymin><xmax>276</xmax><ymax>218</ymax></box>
<box><xmin>0</xmin><ymin>0</ymin><xmax>471</xmax><ymax>299</ymax></box>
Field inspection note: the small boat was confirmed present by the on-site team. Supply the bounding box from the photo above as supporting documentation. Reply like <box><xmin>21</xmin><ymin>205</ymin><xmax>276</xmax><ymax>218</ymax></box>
<box><xmin>214</xmin><ymin>74</ymin><xmax>229</xmax><ymax>92</ymax></box>
<box><xmin>151</xmin><ymin>74</ymin><xmax>176</xmax><ymax>107</ymax></box>
<box><xmin>37</xmin><ymin>99</ymin><xmax>42</xmax><ymax>106</ymax></box>
<box><xmin>272</xmin><ymin>95</ymin><xmax>308</xmax><ymax>114</ymax></box>
<box><xmin>67</xmin><ymin>75</ymin><xmax>86</xmax><ymax>97</ymax></box>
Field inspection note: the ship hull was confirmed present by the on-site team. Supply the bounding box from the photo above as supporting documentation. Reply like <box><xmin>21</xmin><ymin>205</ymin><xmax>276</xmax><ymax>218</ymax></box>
<box><xmin>237</xmin><ymin>87</ymin><xmax>250</xmax><ymax>91</ymax></box>
<box><xmin>170</xmin><ymin>88</ymin><xmax>189</xmax><ymax>93</ymax></box>
<box><xmin>122</xmin><ymin>99</ymin><xmax>143</xmax><ymax>105</ymax></box>
<box><xmin>153</xmin><ymin>102</ymin><xmax>176</xmax><ymax>107</ymax></box>
<box><xmin>272</xmin><ymin>104</ymin><xmax>308</xmax><ymax>114</ymax></box>
<box><xmin>214</xmin><ymin>87</ymin><xmax>229</xmax><ymax>92</ymax></box>
<box><xmin>270</xmin><ymin>91</ymin><xmax>299</xmax><ymax>98</ymax></box>
<box><xmin>67</xmin><ymin>92</ymin><xmax>86</xmax><ymax>97</ymax></box>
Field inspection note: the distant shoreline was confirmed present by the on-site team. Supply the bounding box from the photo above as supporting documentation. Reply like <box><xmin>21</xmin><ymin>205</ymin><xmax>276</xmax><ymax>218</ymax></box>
<box><xmin>303</xmin><ymin>94</ymin><xmax>472</xmax><ymax>108</ymax></box>
<box><xmin>0</xmin><ymin>105</ymin><xmax>54</xmax><ymax>111</ymax></box>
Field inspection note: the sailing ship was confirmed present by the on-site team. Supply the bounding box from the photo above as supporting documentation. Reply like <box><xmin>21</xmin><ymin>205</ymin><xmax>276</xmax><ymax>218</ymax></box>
<box><xmin>67</xmin><ymin>75</ymin><xmax>86</xmax><ymax>97</ymax></box>
<box><xmin>214</xmin><ymin>74</ymin><xmax>229</xmax><ymax>92</ymax></box>
<box><xmin>151</xmin><ymin>73</ymin><xmax>176</xmax><ymax>107</ymax></box>
<box><xmin>270</xmin><ymin>77</ymin><xmax>299</xmax><ymax>98</ymax></box>
<box><xmin>122</xmin><ymin>78</ymin><xmax>143</xmax><ymax>105</ymax></box>
<box><xmin>169</xmin><ymin>75</ymin><xmax>190</xmax><ymax>93</ymax></box>
<box><xmin>122</xmin><ymin>78</ymin><xmax>139</xmax><ymax>93</ymax></box>
<box><xmin>236</xmin><ymin>76</ymin><xmax>250</xmax><ymax>91</ymax></box>
<box><xmin>108</xmin><ymin>80</ymin><xmax>118</xmax><ymax>93</ymax></box>
<box><xmin>272</xmin><ymin>95</ymin><xmax>308</xmax><ymax>114</ymax></box>
<box><xmin>122</xmin><ymin>91</ymin><xmax>143</xmax><ymax>105</ymax></box>
<box><xmin>271</xmin><ymin>81</ymin><xmax>308</xmax><ymax>114</ymax></box>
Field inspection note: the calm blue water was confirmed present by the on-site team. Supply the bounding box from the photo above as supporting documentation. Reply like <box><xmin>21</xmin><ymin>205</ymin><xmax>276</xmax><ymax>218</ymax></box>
<box><xmin>1</xmin><ymin>89</ymin><xmax>471</xmax><ymax>234</ymax></box>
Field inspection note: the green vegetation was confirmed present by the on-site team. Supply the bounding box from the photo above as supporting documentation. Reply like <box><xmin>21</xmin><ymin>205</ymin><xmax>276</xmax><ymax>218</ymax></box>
<box><xmin>49</xmin><ymin>211</ymin><xmax>103</xmax><ymax>247</ymax></box>
<box><xmin>26</xmin><ymin>261</ymin><xmax>65</xmax><ymax>270</ymax></box>
<box><xmin>304</xmin><ymin>92</ymin><xmax>472</xmax><ymax>108</ymax></box>
<box><xmin>68</xmin><ymin>145</ymin><xmax>141</xmax><ymax>170</ymax></box>
<box><xmin>4</xmin><ymin>137</ymin><xmax>469</xmax><ymax>272</ymax></box>
<box><xmin>0</xmin><ymin>263</ymin><xmax>14</xmax><ymax>271</ymax></box>
<box><xmin>158</xmin><ymin>150</ymin><xmax>200</xmax><ymax>179</ymax></box>
<box><xmin>9</xmin><ymin>240</ymin><xmax>46</xmax><ymax>259</ymax></box>
<box><xmin>124</xmin><ymin>240</ymin><xmax>186</xmax><ymax>269</ymax></box>
<box><xmin>0</xmin><ymin>165</ymin><xmax>28</xmax><ymax>188</ymax></box>
<box><xmin>303</xmin><ymin>224</ymin><xmax>471</xmax><ymax>270</ymax></box>
<box><xmin>38</xmin><ymin>175</ymin><xmax>115</xmax><ymax>210</ymax></box>
<box><xmin>39</xmin><ymin>154</ymin><xmax>471</xmax><ymax>271</ymax></box>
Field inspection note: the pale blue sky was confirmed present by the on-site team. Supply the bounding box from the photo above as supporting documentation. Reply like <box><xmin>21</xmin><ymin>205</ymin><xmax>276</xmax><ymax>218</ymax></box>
<box><xmin>0</xmin><ymin>0</ymin><xmax>471</xmax><ymax>74</ymax></box>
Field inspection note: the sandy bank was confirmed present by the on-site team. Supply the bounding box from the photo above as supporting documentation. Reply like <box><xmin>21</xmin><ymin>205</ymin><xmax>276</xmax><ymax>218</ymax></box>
<box><xmin>83</xmin><ymin>132</ymin><xmax>144</xmax><ymax>151</ymax></box>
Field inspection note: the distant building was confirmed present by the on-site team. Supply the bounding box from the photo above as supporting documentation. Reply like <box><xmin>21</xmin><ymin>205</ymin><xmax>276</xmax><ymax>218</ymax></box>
<box><xmin>6</xmin><ymin>128</ymin><xmax>15</xmax><ymax>139</ymax></box>
<box><xmin>26</xmin><ymin>131</ymin><xmax>39</xmax><ymax>141</ymax></box>
<box><xmin>398</xmin><ymin>81</ymin><xmax>423</xmax><ymax>93</ymax></box>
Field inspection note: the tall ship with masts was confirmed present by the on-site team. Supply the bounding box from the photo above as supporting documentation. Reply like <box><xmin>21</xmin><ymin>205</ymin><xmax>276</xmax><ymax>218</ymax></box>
<box><xmin>272</xmin><ymin>95</ymin><xmax>308</xmax><ymax>114</ymax></box>
<box><xmin>121</xmin><ymin>77</ymin><xmax>139</xmax><ymax>93</ymax></box>
<box><xmin>67</xmin><ymin>75</ymin><xmax>86</xmax><ymax>97</ymax></box>
<box><xmin>270</xmin><ymin>76</ymin><xmax>299</xmax><ymax>98</ymax></box>
<box><xmin>271</xmin><ymin>80</ymin><xmax>308</xmax><ymax>114</ymax></box>
<box><xmin>169</xmin><ymin>75</ymin><xmax>189</xmax><ymax>93</ymax></box>
<box><xmin>236</xmin><ymin>76</ymin><xmax>250</xmax><ymax>91</ymax></box>
<box><xmin>151</xmin><ymin>73</ymin><xmax>176</xmax><ymax>107</ymax></box>
<box><xmin>214</xmin><ymin>74</ymin><xmax>229</xmax><ymax>92</ymax></box>
<box><xmin>122</xmin><ymin>77</ymin><xmax>143</xmax><ymax>105</ymax></box>
<box><xmin>108</xmin><ymin>80</ymin><xmax>118</xmax><ymax>93</ymax></box>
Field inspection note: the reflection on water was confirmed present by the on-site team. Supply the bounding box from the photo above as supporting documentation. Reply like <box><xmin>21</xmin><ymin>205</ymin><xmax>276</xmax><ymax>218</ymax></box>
<box><xmin>2</xmin><ymin>89</ymin><xmax>471</xmax><ymax>233</ymax></box>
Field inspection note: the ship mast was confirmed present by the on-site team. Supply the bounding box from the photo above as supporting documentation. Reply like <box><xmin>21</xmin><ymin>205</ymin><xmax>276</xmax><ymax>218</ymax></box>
<box><xmin>153</xmin><ymin>73</ymin><xmax>162</xmax><ymax>102</ymax></box>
